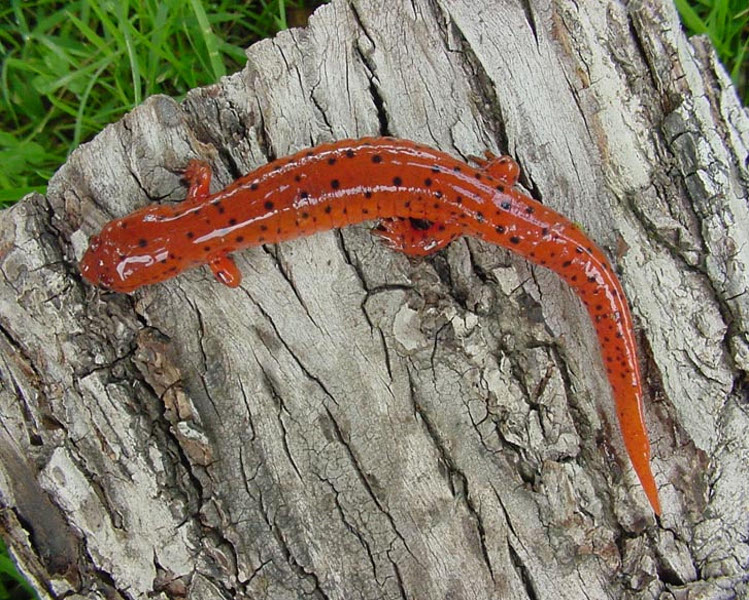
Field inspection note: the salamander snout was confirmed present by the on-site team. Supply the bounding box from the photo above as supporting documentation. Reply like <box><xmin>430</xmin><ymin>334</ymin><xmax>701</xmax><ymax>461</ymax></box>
<box><xmin>80</xmin><ymin>233</ymin><xmax>114</xmax><ymax>289</ymax></box>
<box><xmin>79</xmin><ymin>214</ymin><xmax>181</xmax><ymax>293</ymax></box>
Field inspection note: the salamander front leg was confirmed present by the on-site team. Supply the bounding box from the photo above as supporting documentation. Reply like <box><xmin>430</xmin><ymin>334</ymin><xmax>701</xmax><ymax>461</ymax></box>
<box><xmin>372</xmin><ymin>217</ymin><xmax>463</xmax><ymax>256</ymax></box>
<box><xmin>183</xmin><ymin>159</ymin><xmax>213</xmax><ymax>206</ymax></box>
<box><xmin>470</xmin><ymin>151</ymin><xmax>520</xmax><ymax>186</ymax></box>
<box><xmin>209</xmin><ymin>254</ymin><xmax>242</xmax><ymax>287</ymax></box>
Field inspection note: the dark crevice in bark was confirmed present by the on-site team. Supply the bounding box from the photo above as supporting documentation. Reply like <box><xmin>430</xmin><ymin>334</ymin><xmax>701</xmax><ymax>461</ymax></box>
<box><xmin>349</xmin><ymin>0</ymin><xmax>397</xmax><ymax>136</ymax></box>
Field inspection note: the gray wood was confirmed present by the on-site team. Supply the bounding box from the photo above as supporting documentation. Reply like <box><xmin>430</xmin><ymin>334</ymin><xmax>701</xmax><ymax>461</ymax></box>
<box><xmin>1</xmin><ymin>0</ymin><xmax>748</xmax><ymax>598</ymax></box>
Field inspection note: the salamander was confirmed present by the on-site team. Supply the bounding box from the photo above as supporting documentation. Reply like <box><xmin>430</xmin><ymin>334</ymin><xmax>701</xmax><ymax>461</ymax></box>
<box><xmin>79</xmin><ymin>137</ymin><xmax>661</xmax><ymax>515</ymax></box>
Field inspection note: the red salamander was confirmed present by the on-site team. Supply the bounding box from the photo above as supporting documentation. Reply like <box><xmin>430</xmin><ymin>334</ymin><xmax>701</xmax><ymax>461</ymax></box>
<box><xmin>80</xmin><ymin>137</ymin><xmax>661</xmax><ymax>515</ymax></box>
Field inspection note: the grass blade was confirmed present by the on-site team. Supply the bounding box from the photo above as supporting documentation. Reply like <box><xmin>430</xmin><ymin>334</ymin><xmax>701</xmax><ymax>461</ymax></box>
<box><xmin>188</xmin><ymin>0</ymin><xmax>226</xmax><ymax>81</ymax></box>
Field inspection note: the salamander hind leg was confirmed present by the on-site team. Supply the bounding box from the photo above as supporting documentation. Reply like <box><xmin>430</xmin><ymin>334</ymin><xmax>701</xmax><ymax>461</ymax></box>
<box><xmin>470</xmin><ymin>151</ymin><xmax>520</xmax><ymax>185</ymax></box>
<box><xmin>209</xmin><ymin>254</ymin><xmax>242</xmax><ymax>287</ymax></box>
<box><xmin>372</xmin><ymin>217</ymin><xmax>463</xmax><ymax>256</ymax></box>
<box><xmin>183</xmin><ymin>159</ymin><xmax>213</xmax><ymax>205</ymax></box>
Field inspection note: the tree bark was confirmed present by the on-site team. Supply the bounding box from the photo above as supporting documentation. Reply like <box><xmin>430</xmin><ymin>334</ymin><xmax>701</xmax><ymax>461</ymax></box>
<box><xmin>1</xmin><ymin>0</ymin><xmax>748</xmax><ymax>598</ymax></box>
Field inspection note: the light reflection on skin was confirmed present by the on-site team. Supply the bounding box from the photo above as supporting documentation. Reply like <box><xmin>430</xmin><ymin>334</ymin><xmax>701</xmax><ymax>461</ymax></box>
<box><xmin>116</xmin><ymin>248</ymin><xmax>168</xmax><ymax>282</ymax></box>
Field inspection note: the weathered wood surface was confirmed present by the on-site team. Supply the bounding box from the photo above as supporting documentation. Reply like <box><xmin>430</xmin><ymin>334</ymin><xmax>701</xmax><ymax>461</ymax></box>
<box><xmin>1</xmin><ymin>0</ymin><xmax>748</xmax><ymax>598</ymax></box>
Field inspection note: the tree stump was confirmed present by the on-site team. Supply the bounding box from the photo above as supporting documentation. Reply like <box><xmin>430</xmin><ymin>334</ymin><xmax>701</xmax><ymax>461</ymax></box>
<box><xmin>1</xmin><ymin>0</ymin><xmax>747</xmax><ymax>598</ymax></box>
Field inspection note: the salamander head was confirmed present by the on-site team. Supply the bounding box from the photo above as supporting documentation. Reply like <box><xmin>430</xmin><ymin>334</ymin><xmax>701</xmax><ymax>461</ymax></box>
<box><xmin>79</xmin><ymin>210</ymin><xmax>183</xmax><ymax>293</ymax></box>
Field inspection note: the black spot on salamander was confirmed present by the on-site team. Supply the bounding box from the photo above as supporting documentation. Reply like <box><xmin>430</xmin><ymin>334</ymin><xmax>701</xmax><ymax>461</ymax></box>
<box><xmin>495</xmin><ymin>225</ymin><xmax>506</xmax><ymax>234</ymax></box>
<box><xmin>476</xmin><ymin>212</ymin><xmax>485</xmax><ymax>223</ymax></box>
<box><xmin>501</xmin><ymin>200</ymin><xmax>511</xmax><ymax>210</ymax></box>
<box><xmin>236</xmin><ymin>235</ymin><xmax>244</xmax><ymax>243</ymax></box>
<box><xmin>588</xmin><ymin>276</ymin><xmax>596</xmax><ymax>283</ymax></box>
<box><xmin>571</xmin><ymin>275</ymin><xmax>578</xmax><ymax>281</ymax></box>
<box><xmin>301</xmin><ymin>212</ymin><xmax>309</xmax><ymax>219</ymax></box>
<box><xmin>260</xmin><ymin>225</ymin><xmax>268</xmax><ymax>231</ymax></box>
<box><xmin>250</xmin><ymin>183</ymin><xmax>258</xmax><ymax>190</ymax></box>
<box><xmin>324</xmin><ymin>205</ymin><xmax>332</xmax><ymax>214</ymax></box>
<box><xmin>138</xmin><ymin>238</ymin><xmax>147</xmax><ymax>247</ymax></box>
<box><xmin>435</xmin><ymin>191</ymin><xmax>443</xmax><ymax>199</ymax></box>
<box><xmin>475</xmin><ymin>173</ymin><xmax>482</xmax><ymax>180</ymax></box>
<box><xmin>410</xmin><ymin>218</ymin><xmax>431</xmax><ymax>230</ymax></box>
<box><xmin>393</xmin><ymin>176</ymin><xmax>402</xmax><ymax>186</ymax></box>
<box><xmin>294</xmin><ymin>174</ymin><xmax>302</xmax><ymax>182</ymax></box>
<box><xmin>204</xmin><ymin>246</ymin><xmax>211</xmax><ymax>252</ymax></box>
<box><xmin>362</xmin><ymin>208</ymin><xmax>369</xmax><ymax>214</ymax></box>
<box><xmin>496</xmin><ymin>185</ymin><xmax>505</xmax><ymax>192</ymax></box>
<box><xmin>331</xmin><ymin>179</ymin><xmax>340</xmax><ymax>189</ymax></box>
<box><xmin>186</xmin><ymin>232</ymin><xmax>194</xmax><ymax>239</ymax></box>
<box><xmin>433</xmin><ymin>202</ymin><xmax>440</xmax><ymax>209</ymax></box>
<box><xmin>525</xmin><ymin>206</ymin><xmax>534</xmax><ymax>214</ymax></box>
<box><xmin>346</xmin><ymin>149</ymin><xmax>355</xmax><ymax>158</ymax></box>
<box><xmin>509</xmin><ymin>236</ymin><xmax>520</xmax><ymax>244</ymax></box>
<box><xmin>229</xmin><ymin>218</ymin><xmax>237</xmax><ymax>226</ymax></box>
<box><xmin>438</xmin><ymin>224</ymin><xmax>445</xmax><ymax>231</ymax></box>
<box><xmin>456</xmin><ymin>196</ymin><xmax>463</xmax><ymax>205</ymax></box>
<box><xmin>372</xmin><ymin>155</ymin><xmax>382</xmax><ymax>163</ymax></box>
<box><xmin>300</xmin><ymin>191</ymin><xmax>309</xmax><ymax>199</ymax></box>
<box><xmin>563</xmin><ymin>260</ymin><xmax>572</xmax><ymax>268</ymax></box>
<box><xmin>364</xmin><ymin>191</ymin><xmax>372</xmax><ymax>199</ymax></box>
<box><xmin>265</xmin><ymin>201</ymin><xmax>274</xmax><ymax>210</ymax></box>
<box><xmin>328</xmin><ymin>157</ymin><xmax>337</xmax><ymax>165</ymax></box>
<box><xmin>425</xmin><ymin>178</ymin><xmax>432</xmax><ymax>187</ymax></box>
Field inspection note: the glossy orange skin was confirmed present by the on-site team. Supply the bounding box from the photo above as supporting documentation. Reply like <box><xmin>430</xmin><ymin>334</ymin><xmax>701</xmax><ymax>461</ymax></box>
<box><xmin>80</xmin><ymin>137</ymin><xmax>661</xmax><ymax>515</ymax></box>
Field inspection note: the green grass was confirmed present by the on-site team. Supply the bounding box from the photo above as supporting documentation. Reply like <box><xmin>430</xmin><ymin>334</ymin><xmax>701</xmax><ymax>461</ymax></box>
<box><xmin>0</xmin><ymin>539</ymin><xmax>36</xmax><ymax>600</ymax></box>
<box><xmin>675</xmin><ymin>0</ymin><xmax>748</xmax><ymax>102</ymax></box>
<box><xmin>0</xmin><ymin>0</ymin><xmax>320</xmax><ymax>206</ymax></box>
